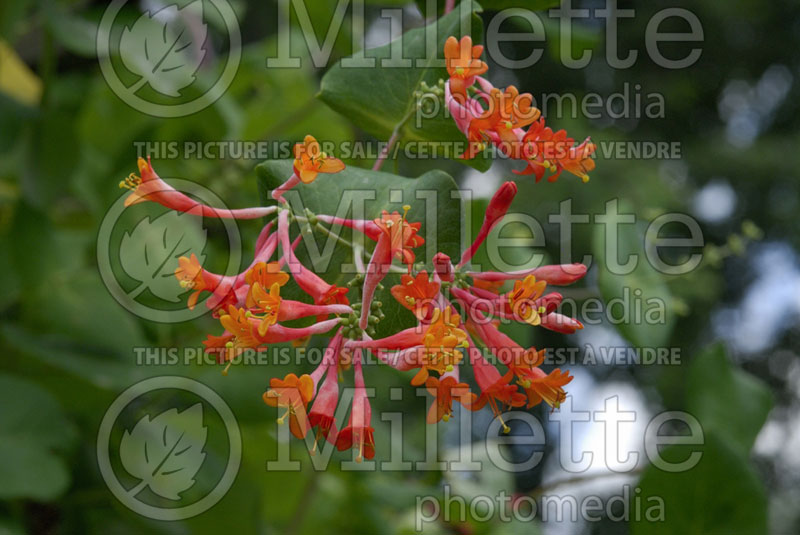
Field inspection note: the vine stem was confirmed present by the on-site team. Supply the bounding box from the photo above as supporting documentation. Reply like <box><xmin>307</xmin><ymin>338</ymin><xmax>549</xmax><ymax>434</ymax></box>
<box><xmin>373</xmin><ymin>107</ymin><xmax>414</xmax><ymax>172</ymax></box>
<box><xmin>292</xmin><ymin>213</ymin><xmax>404</xmax><ymax>273</ymax></box>
<box><xmin>373</xmin><ymin>129</ymin><xmax>401</xmax><ymax>171</ymax></box>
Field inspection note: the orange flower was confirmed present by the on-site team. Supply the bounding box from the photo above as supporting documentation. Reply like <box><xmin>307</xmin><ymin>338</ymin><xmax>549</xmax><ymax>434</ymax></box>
<box><xmin>390</xmin><ymin>271</ymin><xmax>440</xmax><ymax>321</ymax></box>
<box><xmin>472</xmin><ymin>353</ymin><xmax>527</xmax><ymax>433</ymax></box>
<box><xmin>413</xmin><ymin>308</ymin><xmax>468</xmax><ymax>385</ymax></box>
<box><xmin>507</xmin><ymin>274</ymin><xmax>547</xmax><ymax>326</ymax></box>
<box><xmin>558</xmin><ymin>139</ymin><xmax>596</xmax><ymax>183</ymax></box>
<box><xmin>248</xmin><ymin>282</ymin><xmax>282</xmax><ymax>336</ymax></box>
<box><xmin>293</xmin><ymin>135</ymin><xmax>345</xmax><ymax>184</ymax></box>
<box><xmin>244</xmin><ymin>261</ymin><xmax>289</xmax><ymax>308</ymax></box>
<box><xmin>373</xmin><ymin>208</ymin><xmax>425</xmax><ymax>265</ymax></box>
<box><xmin>174</xmin><ymin>253</ymin><xmax>208</xmax><ymax>309</ymax></box>
<box><xmin>520</xmin><ymin>120</ymin><xmax>596</xmax><ymax>183</ymax></box>
<box><xmin>263</xmin><ymin>373</ymin><xmax>314</xmax><ymax>439</ymax></box>
<box><xmin>425</xmin><ymin>376</ymin><xmax>476</xmax><ymax>424</ymax></box>
<box><xmin>444</xmin><ymin>35</ymin><xmax>488</xmax><ymax>102</ymax></box>
<box><xmin>466</xmin><ymin>86</ymin><xmax>540</xmax><ymax>158</ymax></box>
<box><xmin>518</xmin><ymin>368</ymin><xmax>573</xmax><ymax>409</ymax></box>
<box><xmin>217</xmin><ymin>305</ymin><xmax>263</xmax><ymax>374</ymax></box>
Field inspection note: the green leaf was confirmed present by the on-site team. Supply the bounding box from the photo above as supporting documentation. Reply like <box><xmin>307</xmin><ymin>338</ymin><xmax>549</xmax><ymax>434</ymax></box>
<box><xmin>480</xmin><ymin>0</ymin><xmax>559</xmax><ymax>9</ymax></box>
<box><xmin>416</xmin><ymin>0</ymin><xmax>558</xmax><ymax>16</ymax></box>
<box><xmin>256</xmin><ymin>159</ymin><xmax>462</xmax><ymax>338</ymax></box>
<box><xmin>120</xmin><ymin>404</ymin><xmax>208</xmax><ymax>501</ymax></box>
<box><xmin>686</xmin><ymin>344</ymin><xmax>773</xmax><ymax>455</ymax></box>
<box><xmin>318</xmin><ymin>0</ymin><xmax>491</xmax><ymax>171</ymax></box>
<box><xmin>632</xmin><ymin>434</ymin><xmax>768</xmax><ymax>535</ymax></box>
<box><xmin>0</xmin><ymin>374</ymin><xmax>77</xmax><ymax>501</ymax></box>
<box><xmin>592</xmin><ymin>204</ymin><xmax>674</xmax><ymax>347</ymax></box>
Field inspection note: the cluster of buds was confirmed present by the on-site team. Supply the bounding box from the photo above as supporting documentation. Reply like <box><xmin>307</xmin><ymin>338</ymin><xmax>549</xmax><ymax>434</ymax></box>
<box><xmin>444</xmin><ymin>36</ymin><xmax>596</xmax><ymax>183</ymax></box>
<box><xmin>119</xmin><ymin>36</ymin><xmax>595</xmax><ymax>462</ymax></box>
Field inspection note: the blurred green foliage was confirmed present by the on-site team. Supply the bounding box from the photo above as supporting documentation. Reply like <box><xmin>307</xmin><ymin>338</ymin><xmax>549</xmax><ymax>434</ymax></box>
<box><xmin>0</xmin><ymin>0</ymin><xmax>796</xmax><ymax>534</ymax></box>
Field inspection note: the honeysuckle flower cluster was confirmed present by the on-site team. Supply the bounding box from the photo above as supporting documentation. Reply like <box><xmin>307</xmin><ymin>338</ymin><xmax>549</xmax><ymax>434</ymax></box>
<box><xmin>444</xmin><ymin>36</ymin><xmax>596</xmax><ymax>183</ymax></box>
<box><xmin>120</xmin><ymin>36</ymin><xmax>596</xmax><ymax>462</ymax></box>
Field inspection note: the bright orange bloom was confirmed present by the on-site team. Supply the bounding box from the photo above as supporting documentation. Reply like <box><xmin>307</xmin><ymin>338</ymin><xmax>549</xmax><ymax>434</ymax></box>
<box><xmin>174</xmin><ymin>253</ymin><xmax>209</xmax><ymax>309</ymax></box>
<box><xmin>471</xmin><ymin>353</ymin><xmax>526</xmax><ymax>433</ymax></box>
<box><xmin>373</xmin><ymin>208</ymin><xmax>425</xmax><ymax>265</ymax></box>
<box><xmin>413</xmin><ymin>308</ymin><xmax>468</xmax><ymax>385</ymax></box>
<box><xmin>390</xmin><ymin>271</ymin><xmax>440</xmax><ymax>321</ymax></box>
<box><xmin>518</xmin><ymin>368</ymin><xmax>573</xmax><ymax>409</ymax></box>
<box><xmin>263</xmin><ymin>373</ymin><xmax>314</xmax><ymax>439</ymax></box>
<box><xmin>507</xmin><ymin>274</ymin><xmax>547</xmax><ymax>326</ymax></box>
<box><xmin>444</xmin><ymin>35</ymin><xmax>488</xmax><ymax>102</ymax></box>
<box><xmin>558</xmin><ymin>139</ymin><xmax>596</xmax><ymax>183</ymax></box>
<box><xmin>217</xmin><ymin>305</ymin><xmax>263</xmax><ymax>374</ymax></box>
<box><xmin>249</xmin><ymin>282</ymin><xmax>282</xmax><ymax>336</ymax></box>
<box><xmin>293</xmin><ymin>135</ymin><xmax>345</xmax><ymax>184</ymax></box>
<box><xmin>244</xmin><ymin>261</ymin><xmax>289</xmax><ymax>308</ymax></box>
<box><xmin>464</xmin><ymin>86</ymin><xmax>540</xmax><ymax>159</ymax></box>
<box><xmin>520</xmin><ymin>119</ymin><xmax>596</xmax><ymax>183</ymax></box>
<box><xmin>425</xmin><ymin>376</ymin><xmax>476</xmax><ymax>424</ymax></box>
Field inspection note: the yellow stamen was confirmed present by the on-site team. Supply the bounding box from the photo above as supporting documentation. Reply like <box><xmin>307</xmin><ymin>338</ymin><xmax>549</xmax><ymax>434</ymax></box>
<box><xmin>119</xmin><ymin>173</ymin><xmax>142</xmax><ymax>191</ymax></box>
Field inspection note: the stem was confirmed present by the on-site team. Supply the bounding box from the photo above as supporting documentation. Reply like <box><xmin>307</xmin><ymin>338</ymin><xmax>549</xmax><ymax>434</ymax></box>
<box><xmin>372</xmin><ymin>106</ymin><xmax>414</xmax><ymax>172</ymax></box>
<box><xmin>293</xmin><ymin>214</ymin><xmax>404</xmax><ymax>274</ymax></box>
<box><xmin>372</xmin><ymin>129</ymin><xmax>401</xmax><ymax>171</ymax></box>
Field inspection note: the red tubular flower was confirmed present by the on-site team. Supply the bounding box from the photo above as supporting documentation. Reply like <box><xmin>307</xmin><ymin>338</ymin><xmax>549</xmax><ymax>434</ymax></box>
<box><xmin>278</xmin><ymin>210</ymin><xmax>350</xmax><ymax>312</ymax></box>
<box><xmin>469</xmin><ymin>344</ymin><xmax>526</xmax><ymax>433</ymax></box>
<box><xmin>468</xmin><ymin>315</ymin><xmax>529</xmax><ymax>366</ymax></box>
<box><xmin>247</xmin><ymin>282</ymin><xmax>352</xmax><ymax>337</ymax></box>
<box><xmin>540</xmin><ymin>312</ymin><xmax>584</xmax><ymax>334</ymax></box>
<box><xmin>336</xmin><ymin>354</ymin><xmax>375</xmax><ymax>462</ymax></box>
<box><xmin>263</xmin><ymin>373</ymin><xmax>314</xmax><ymax>439</ymax></box>
<box><xmin>444</xmin><ymin>35</ymin><xmax>488</xmax><ymax>103</ymax></box>
<box><xmin>391</xmin><ymin>271</ymin><xmax>440</xmax><ymax>322</ymax></box>
<box><xmin>121</xmin><ymin>157</ymin><xmax>277</xmax><ymax>219</ymax></box>
<box><xmin>259</xmin><ymin>318</ymin><xmax>343</xmax><ymax>344</ymax></box>
<box><xmin>359</xmin><ymin>207</ymin><xmax>424</xmax><ymax>329</ymax></box>
<box><xmin>458</xmin><ymin>181</ymin><xmax>518</xmax><ymax>268</ymax></box>
<box><xmin>433</xmin><ymin>252</ymin><xmax>455</xmax><ymax>283</ymax></box>
<box><xmin>468</xmin><ymin>263</ymin><xmax>588</xmax><ymax>285</ymax></box>
<box><xmin>308</xmin><ymin>331</ymin><xmax>344</xmax><ymax>450</ymax></box>
<box><xmin>315</xmin><ymin>214</ymin><xmax>382</xmax><ymax>241</ymax></box>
